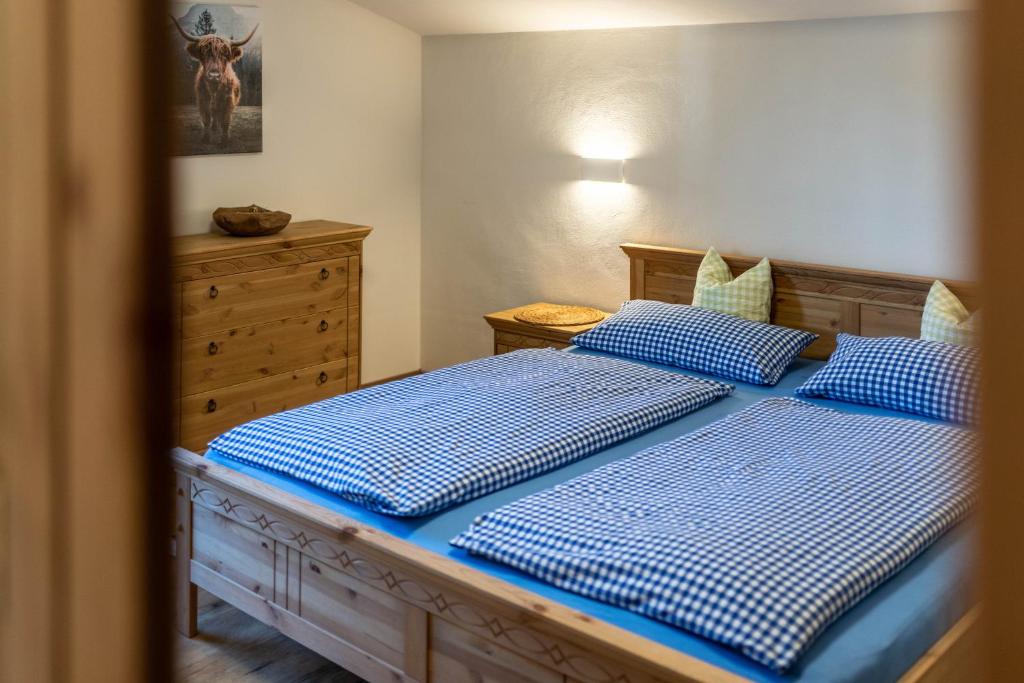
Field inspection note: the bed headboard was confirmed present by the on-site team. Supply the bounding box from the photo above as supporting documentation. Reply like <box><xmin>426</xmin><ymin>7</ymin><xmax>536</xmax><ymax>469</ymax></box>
<box><xmin>621</xmin><ymin>243</ymin><xmax>977</xmax><ymax>360</ymax></box>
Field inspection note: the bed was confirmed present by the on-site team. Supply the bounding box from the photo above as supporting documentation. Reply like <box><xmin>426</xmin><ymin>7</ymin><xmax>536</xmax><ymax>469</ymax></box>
<box><xmin>172</xmin><ymin>243</ymin><xmax>979</xmax><ymax>683</ymax></box>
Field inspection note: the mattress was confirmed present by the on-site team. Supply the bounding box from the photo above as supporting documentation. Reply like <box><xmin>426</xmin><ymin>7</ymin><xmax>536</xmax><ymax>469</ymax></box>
<box><xmin>206</xmin><ymin>349</ymin><xmax>977</xmax><ymax>682</ymax></box>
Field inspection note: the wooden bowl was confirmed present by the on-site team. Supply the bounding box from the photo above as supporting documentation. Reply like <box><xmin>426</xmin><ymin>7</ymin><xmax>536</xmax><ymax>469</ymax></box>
<box><xmin>213</xmin><ymin>204</ymin><xmax>292</xmax><ymax>237</ymax></box>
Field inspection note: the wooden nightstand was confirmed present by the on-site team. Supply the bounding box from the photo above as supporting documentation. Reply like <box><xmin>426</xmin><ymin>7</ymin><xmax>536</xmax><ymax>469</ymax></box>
<box><xmin>484</xmin><ymin>303</ymin><xmax>610</xmax><ymax>355</ymax></box>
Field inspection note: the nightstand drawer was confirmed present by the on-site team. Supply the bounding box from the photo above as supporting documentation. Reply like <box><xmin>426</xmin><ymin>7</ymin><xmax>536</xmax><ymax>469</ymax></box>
<box><xmin>494</xmin><ymin>331</ymin><xmax>568</xmax><ymax>353</ymax></box>
<box><xmin>181</xmin><ymin>257</ymin><xmax>351</xmax><ymax>338</ymax></box>
<box><xmin>181</xmin><ymin>308</ymin><xmax>349</xmax><ymax>395</ymax></box>
<box><xmin>485</xmin><ymin>303</ymin><xmax>609</xmax><ymax>357</ymax></box>
<box><xmin>179</xmin><ymin>358</ymin><xmax>350</xmax><ymax>451</ymax></box>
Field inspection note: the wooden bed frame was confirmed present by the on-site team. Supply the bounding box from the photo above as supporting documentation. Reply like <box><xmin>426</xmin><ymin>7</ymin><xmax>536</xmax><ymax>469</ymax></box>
<box><xmin>172</xmin><ymin>243</ymin><xmax>979</xmax><ymax>683</ymax></box>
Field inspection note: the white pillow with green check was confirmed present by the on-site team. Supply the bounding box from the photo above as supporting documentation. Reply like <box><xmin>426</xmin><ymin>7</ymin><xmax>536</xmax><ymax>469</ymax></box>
<box><xmin>692</xmin><ymin>247</ymin><xmax>773</xmax><ymax>323</ymax></box>
<box><xmin>920</xmin><ymin>280</ymin><xmax>978</xmax><ymax>347</ymax></box>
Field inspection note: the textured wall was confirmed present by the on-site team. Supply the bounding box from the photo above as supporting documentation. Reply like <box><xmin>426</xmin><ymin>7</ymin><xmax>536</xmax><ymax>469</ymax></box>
<box><xmin>422</xmin><ymin>13</ymin><xmax>973</xmax><ymax>370</ymax></box>
<box><xmin>172</xmin><ymin>0</ymin><xmax>422</xmax><ymax>382</ymax></box>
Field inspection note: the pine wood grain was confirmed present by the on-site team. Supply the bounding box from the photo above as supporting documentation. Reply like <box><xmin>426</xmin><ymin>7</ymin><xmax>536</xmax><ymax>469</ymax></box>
<box><xmin>622</xmin><ymin>243</ymin><xmax>977</xmax><ymax>360</ymax></box>
<box><xmin>181</xmin><ymin>257</ymin><xmax>350</xmax><ymax>339</ymax></box>
<box><xmin>3</xmin><ymin>0</ymin><xmax>178</xmax><ymax>677</ymax></box>
<box><xmin>179</xmin><ymin>358</ymin><xmax>351</xmax><ymax>452</ymax></box>
<box><xmin>181</xmin><ymin>308</ymin><xmax>350</xmax><ymax>394</ymax></box>
<box><xmin>174</xmin><ymin>595</ymin><xmax>365</xmax><ymax>683</ymax></box>
<box><xmin>173</xmin><ymin>223</ymin><xmax>370</xmax><ymax>450</ymax></box>
<box><xmin>429</xmin><ymin>616</ymin><xmax>564</xmax><ymax>683</ymax></box>
<box><xmin>897</xmin><ymin>608</ymin><xmax>980</xmax><ymax>683</ymax></box>
<box><xmin>977</xmin><ymin>1</ymin><xmax>1024</xmax><ymax>679</ymax></box>
<box><xmin>174</xmin><ymin>221</ymin><xmax>371</xmax><ymax>268</ymax></box>
<box><xmin>0</xmin><ymin>3</ymin><xmax>61</xmax><ymax>679</ymax></box>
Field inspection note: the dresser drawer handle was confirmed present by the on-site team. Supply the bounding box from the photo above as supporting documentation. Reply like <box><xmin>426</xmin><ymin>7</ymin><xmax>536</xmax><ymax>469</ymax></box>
<box><xmin>318</xmin><ymin>320</ymin><xmax>329</xmax><ymax>332</ymax></box>
<box><xmin>317</xmin><ymin>371</ymin><xmax>328</xmax><ymax>385</ymax></box>
<box><xmin>319</xmin><ymin>268</ymin><xmax>330</xmax><ymax>281</ymax></box>
<box><xmin>208</xmin><ymin>285</ymin><xmax>219</xmax><ymax>299</ymax></box>
<box><xmin>208</xmin><ymin>341</ymin><xmax>219</xmax><ymax>355</ymax></box>
<box><xmin>206</xmin><ymin>399</ymin><xmax>217</xmax><ymax>413</ymax></box>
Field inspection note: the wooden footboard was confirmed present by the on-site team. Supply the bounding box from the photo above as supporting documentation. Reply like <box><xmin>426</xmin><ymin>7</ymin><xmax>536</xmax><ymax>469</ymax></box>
<box><xmin>171</xmin><ymin>448</ymin><xmax>978</xmax><ymax>683</ymax></box>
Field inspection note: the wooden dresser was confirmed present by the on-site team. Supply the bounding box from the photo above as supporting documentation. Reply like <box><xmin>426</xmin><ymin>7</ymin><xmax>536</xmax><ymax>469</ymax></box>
<box><xmin>173</xmin><ymin>220</ymin><xmax>371</xmax><ymax>451</ymax></box>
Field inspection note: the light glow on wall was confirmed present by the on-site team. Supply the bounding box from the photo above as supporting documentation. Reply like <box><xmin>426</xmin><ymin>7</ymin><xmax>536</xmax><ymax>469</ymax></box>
<box><xmin>568</xmin><ymin>171</ymin><xmax>637</xmax><ymax>216</ymax></box>
<box><xmin>580</xmin><ymin>157</ymin><xmax>626</xmax><ymax>183</ymax></box>
<box><xmin>575</xmin><ymin>125</ymin><xmax>634</xmax><ymax>161</ymax></box>
<box><xmin>571</xmin><ymin>124</ymin><xmax>636</xmax><ymax>202</ymax></box>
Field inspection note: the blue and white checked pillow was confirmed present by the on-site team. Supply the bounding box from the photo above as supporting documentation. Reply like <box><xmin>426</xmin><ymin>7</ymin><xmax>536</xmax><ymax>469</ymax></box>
<box><xmin>452</xmin><ymin>398</ymin><xmax>979</xmax><ymax>672</ymax></box>
<box><xmin>571</xmin><ymin>299</ymin><xmax>816</xmax><ymax>385</ymax></box>
<box><xmin>210</xmin><ymin>348</ymin><xmax>733</xmax><ymax>516</ymax></box>
<box><xmin>795</xmin><ymin>333</ymin><xmax>979</xmax><ymax>424</ymax></box>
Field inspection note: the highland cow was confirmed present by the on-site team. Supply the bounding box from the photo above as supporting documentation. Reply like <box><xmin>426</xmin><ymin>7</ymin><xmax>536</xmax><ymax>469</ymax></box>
<box><xmin>172</xmin><ymin>16</ymin><xmax>259</xmax><ymax>145</ymax></box>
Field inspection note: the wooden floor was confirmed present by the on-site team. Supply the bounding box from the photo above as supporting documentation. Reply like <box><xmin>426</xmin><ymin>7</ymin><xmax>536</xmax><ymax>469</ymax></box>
<box><xmin>175</xmin><ymin>591</ymin><xmax>365</xmax><ymax>682</ymax></box>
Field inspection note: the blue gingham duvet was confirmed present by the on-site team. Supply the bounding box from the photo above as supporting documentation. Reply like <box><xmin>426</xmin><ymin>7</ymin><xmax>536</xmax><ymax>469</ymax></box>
<box><xmin>210</xmin><ymin>348</ymin><xmax>732</xmax><ymax>517</ymax></box>
<box><xmin>451</xmin><ymin>397</ymin><xmax>979</xmax><ymax>671</ymax></box>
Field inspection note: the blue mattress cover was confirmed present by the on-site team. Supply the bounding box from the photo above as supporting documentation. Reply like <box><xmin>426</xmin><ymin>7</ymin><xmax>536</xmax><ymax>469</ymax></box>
<box><xmin>206</xmin><ymin>349</ymin><xmax>977</xmax><ymax>683</ymax></box>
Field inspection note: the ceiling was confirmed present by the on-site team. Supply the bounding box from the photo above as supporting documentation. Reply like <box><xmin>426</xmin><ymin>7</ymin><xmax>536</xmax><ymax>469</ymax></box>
<box><xmin>350</xmin><ymin>0</ymin><xmax>972</xmax><ymax>36</ymax></box>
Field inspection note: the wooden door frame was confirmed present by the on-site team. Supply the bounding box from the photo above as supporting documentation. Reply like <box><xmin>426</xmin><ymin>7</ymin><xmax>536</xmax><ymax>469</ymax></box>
<box><xmin>0</xmin><ymin>0</ymin><xmax>172</xmax><ymax>681</ymax></box>
<box><xmin>0</xmin><ymin>1</ymin><xmax>62</xmax><ymax>679</ymax></box>
<box><xmin>978</xmin><ymin>2</ymin><xmax>1024</xmax><ymax>681</ymax></box>
<box><xmin>1</xmin><ymin>0</ymin><xmax>1022</xmax><ymax>681</ymax></box>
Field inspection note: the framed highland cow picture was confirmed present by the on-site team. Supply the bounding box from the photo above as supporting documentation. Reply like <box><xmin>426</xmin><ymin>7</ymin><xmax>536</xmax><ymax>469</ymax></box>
<box><xmin>170</xmin><ymin>3</ymin><xmax>262</xmax><ymax>156</ymax></box>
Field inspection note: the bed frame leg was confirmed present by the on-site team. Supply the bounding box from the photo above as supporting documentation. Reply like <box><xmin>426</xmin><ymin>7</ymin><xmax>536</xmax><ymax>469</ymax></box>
<box><xmin>176</xmin><ymin>581</ymin><xmax>198</xmax><ymax>638</ymax></box>
<box><xmin>174</xmin><ymin>472</ymin><xmax>198</xmax><ymax>638</ymax></box>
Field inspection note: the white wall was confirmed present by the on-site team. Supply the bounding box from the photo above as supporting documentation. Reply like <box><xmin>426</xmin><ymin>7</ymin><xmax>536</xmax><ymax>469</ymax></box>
<box><xmin>173</xmin><ymin>0</ymin><xmax>422</xmax><ymax>382</ymax></box>
<box><xmin>422</xmin><ymin>12</ymin><xmax>973</xmax><ymax>370</ymax></box>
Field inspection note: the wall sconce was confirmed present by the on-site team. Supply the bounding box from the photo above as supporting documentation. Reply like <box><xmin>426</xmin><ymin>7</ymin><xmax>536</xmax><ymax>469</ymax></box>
<box><xmin>580</xmin><ymin>157</ymin><xmax>626</xmax><ymax>183</ymax></box>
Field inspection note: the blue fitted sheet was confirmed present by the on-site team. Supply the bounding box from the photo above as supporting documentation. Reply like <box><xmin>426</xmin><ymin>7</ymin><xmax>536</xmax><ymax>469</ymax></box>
<box><xmin>206</xmin><ymin>349</ymin><xmax>977</xmax><ymax>682</ymax></box>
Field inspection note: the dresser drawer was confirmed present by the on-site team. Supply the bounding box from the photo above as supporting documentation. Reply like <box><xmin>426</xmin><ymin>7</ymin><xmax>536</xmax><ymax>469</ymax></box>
<box><xmin>181</xmin><ymin>308</ymin><xmax>349</xmax><ymax>394</ymax></box>
<box><xmin>180</xmin><ymin>358</ymin><xmax>350</xmax><ymax>451</ymax></box>
<box><xmin>181</xmin><ymin>257</ymin><xmax>351</xmax><ymax>338</ymax></box>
